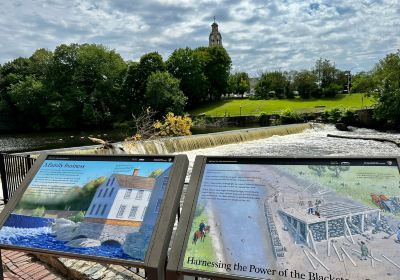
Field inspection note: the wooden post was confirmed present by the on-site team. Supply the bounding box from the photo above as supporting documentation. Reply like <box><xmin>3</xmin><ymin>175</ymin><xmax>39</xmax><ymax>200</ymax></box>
<box><xmin>344</xmin><ymin>217</ymin><xmax>355</xmax><ymax>244</ymax></box>
<box><xmin>327</xmin><ymin>239</ymin><xmax>331</xmax><ymax>257</ymax></box>
<box><xmin>308</xmin><ymin>251</ymin><xmax>330</xmax><ymax>271</ymax></box>
<box><xmin>382</xmin><ymin>255</ymin><xmax>400</xmax><ymax>270</ymax></box>
<box><xmin>308</xmin><ymin>229</ymin><xmax>318</xmax><ymax>255</ymax></box>
<box><xmin>332</xmin><ymin>243</ymin><xmax>343</xmax><ymax>261</ymax></box>
<box><xmin>303</xmin><ymin>250</ymin><xmax>316</xmax><ymax>270</ymax></box>
<box><xmin>361</xmin><ymin>214</ymin><xmax>365</xmax><ymax>232</ymax></box>
<box><xmin>341</xmin><ymin>247</ymin><xmax>357</xmax><ymax>267</ymax></box>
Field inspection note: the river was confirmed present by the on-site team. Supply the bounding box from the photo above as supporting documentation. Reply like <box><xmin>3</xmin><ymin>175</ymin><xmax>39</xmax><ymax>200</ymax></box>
<box><xmin>0</xmin><ymin>125</ymin><xmax>260</xmax><ymax>154</ymax></box>
<box><xmin>181</xmin><ymin>124</ymin><xmax>400</xmax><ymax>178</ymax></box>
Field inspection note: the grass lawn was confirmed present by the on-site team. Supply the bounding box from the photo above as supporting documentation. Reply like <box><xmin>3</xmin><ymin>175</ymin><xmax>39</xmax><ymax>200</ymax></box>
<box><xmin>279</xmin><ymin>165</ymin><xmax>400</xmax><ymax>212</ymax></box>
<box><xmin>183</xmin><ymin>205</ymin><xmax>218</xmax><ymax>272</ymax></box>
<box><xmin>190</xmin><ymin>93</ymin><xmax>376</xmax><ymax>117</ymax></box>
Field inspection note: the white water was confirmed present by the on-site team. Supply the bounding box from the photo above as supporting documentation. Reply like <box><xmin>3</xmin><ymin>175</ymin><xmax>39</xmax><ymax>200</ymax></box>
<box><xmin>0</xmin><ymin>226</ymin><xmax>52</xmax><ymax>243</ymax></box>
<box><xmin>180</xmin><ymin>124</ymin><xmax>400</xmax><ymax>180</ymax></box>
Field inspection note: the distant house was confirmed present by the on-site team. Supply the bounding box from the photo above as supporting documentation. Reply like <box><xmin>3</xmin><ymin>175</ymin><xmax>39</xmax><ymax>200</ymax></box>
<box><xmin>84</xmin><ymin>168</ymin><xmax>167</xmax><ymax>227</ymax></box>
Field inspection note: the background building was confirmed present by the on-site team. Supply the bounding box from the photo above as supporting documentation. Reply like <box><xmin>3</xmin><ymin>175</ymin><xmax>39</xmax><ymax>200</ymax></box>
<box><xmin>209</xmin><ymin>17</ymin><xmax>222</xmax><ymax>46</ymax></box>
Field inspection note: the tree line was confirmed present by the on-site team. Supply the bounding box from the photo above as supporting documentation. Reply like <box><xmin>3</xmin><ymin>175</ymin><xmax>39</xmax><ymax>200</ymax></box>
<box><xmin>253</xmin><ymin>58</ymin><xmax>350</xmax><ymax>100</ymax></box>
<box><xmin>240</xmin><ymin>52</ymin><xmax>400</xmax><ymax>126</ymax></box>
<box><xmin>1</xmin><ymin>42</ymin><xmax>399</xmax><ymax>130</ymax></box>
<box><xmin>0</xmin><ymin>44</ymin><xmax>231</xmax><ymax>131</ymax></box>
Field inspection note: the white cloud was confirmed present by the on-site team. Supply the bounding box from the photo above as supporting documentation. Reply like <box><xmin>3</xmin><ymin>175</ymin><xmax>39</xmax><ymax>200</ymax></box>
<box><xmin>0</xmin><ymin>0</ymin><xmax>399</xmax><ymax>76</ymax></box>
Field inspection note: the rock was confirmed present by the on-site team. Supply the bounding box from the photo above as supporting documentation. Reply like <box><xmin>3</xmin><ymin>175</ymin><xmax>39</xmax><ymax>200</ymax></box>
<box><xmin>52</xmin><ymin>219</ymin><xmax>80</xmax><ymax>241</ymax></box>
<box><xmin>51</xmin><ymin>218</ymin><xmax>75</xmax><ymax>232</ymax></box>
<box><xmin>66</xmin><ymin>238</ymin><xmax>101</xmax><ymax>248</ymax></box>
<box><xmin>335</xmin><ymin>123</ymin><xmax>349</xmax><ymax>131</ymax></box>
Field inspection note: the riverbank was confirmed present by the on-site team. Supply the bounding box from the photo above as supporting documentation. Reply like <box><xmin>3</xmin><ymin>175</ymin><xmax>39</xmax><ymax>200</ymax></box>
<box><xmin>190</xmin><ymin>94</ymin><xmax>375</xmax><ymax>117</ymax></box>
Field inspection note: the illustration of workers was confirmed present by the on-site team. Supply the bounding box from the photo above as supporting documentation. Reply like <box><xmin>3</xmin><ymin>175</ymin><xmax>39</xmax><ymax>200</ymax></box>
<box><xmin>360</xmin><ymin>241</ymin><xmax>368</xmax><ymax>260</ymax></box>
<box><xmin>199</xmin><ymin>219</ymin><xmax>207</xmax><ymax>236</ymax></box>
<box><xmin>315</xmin><ymin>204</ymin><xmax>320</xmax><ymax>218</ymax></box>
<box><xmin>307</xmin><ymin>201</ymin><xmax>314</xmax><ymax>214</ymax></box>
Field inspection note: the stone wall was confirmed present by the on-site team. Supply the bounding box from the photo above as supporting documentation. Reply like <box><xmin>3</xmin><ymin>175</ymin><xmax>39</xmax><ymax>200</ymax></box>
<box><xmin>309</xmin><ymin>222</ymin><xmax>326</xmax><ymax>241</ymax></box>
<box><xmin>328</xmin><ymin>218</ymin><xmax>345</xmax><ymax>238</ymax></box>
<box><xmin>77</xmin><ymin>221</ymin><xmax>139</xmax><ymax>244</ymax></box>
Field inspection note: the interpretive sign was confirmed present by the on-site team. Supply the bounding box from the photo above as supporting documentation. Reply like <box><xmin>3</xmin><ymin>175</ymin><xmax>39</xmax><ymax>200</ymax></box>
<box><xmin>168</xmin><ymin>156</ymin><xmax>400</xmax><ymax>280</ymax></box>
<box><xmin>0</xmin><ymin>154</ymin><xmax>188</xmax><ymax>272</ymax></box>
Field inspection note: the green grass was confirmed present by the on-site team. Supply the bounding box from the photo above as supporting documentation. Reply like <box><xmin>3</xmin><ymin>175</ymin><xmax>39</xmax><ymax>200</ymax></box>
<box><xmin>190</xmin><ymin>93</ymin><xmax>376</xmax><ymax>117</ymax></box>
<box><xmin>279</xmin><ymin>165</ymin><xmax>400</xmax><ymax>211</ymax></box>
<box><xmin>183</xmin><ymin>205</ymin><xmax>218</xmax><ymax>272</ymax></box>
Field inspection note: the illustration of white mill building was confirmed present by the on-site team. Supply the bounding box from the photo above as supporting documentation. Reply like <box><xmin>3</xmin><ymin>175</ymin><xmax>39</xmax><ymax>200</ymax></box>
<box><xmin>85</xmin><ymin>167</ymin><xmax>168</xmax><ymax>227</ymax></box>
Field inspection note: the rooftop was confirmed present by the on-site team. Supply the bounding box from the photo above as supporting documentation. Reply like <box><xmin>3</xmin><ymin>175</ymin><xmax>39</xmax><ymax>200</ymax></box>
<box><xmin>113</xmin><ymin>174</ymin><xmax>155</xmax><ymax>190</ymax></box>
<box><xmin>280</xmin><ymin>202</ymin><xmax>379</xmax><ymax>223</ymax></box>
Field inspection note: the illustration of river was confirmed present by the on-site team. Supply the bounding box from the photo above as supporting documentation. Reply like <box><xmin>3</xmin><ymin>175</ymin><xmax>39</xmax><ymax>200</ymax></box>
<box><xmin>0</xmin><ymin>214</ymin><xmax>135</xmax><ymax>261</ymax></box>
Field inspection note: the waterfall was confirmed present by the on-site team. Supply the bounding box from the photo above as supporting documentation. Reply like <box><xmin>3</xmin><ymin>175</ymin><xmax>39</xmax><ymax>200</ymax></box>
<box><xmin>24</xmin><ymin>123</ymin><xmax>313</xmax><ymax>156</ymax></box>
<box><xmin>123</xmin><ymin>123</ymin><xmax>313</xmax><ymax>154</ymax></box>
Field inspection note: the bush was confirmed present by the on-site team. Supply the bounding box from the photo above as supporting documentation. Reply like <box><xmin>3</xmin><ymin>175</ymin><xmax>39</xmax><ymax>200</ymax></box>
<box><xmin>322</xmin><ymin>108</ymin><xmax>343</xmax><ymax>123</ymax></box>
<box><xmin>258</xmin><ymin>113</ymin><xmax>269</xmax><ymax>126</ymax></box>
<box><xmin>323</xmin><ymin>83</ymin><xmax>342</xmax><ymax>98</ymax></box>
<box><xmin>154</xmin><ymin>112</ymin><xmax>193</xmax><ymax>137</ymax></box>
<box><xmin>322</xmin><ymin>108</ymin><xmax>358</xmax><ymax>125</ymax></box>
<box><xmin>68</xmin><ymin>211</ymin><xmax>85</xmax><ymax>223</ymax></box>
<box><xmin>32</xmin><ymin>206</ymin><xmax>45</xmax><ymax>217</ymax></box>
<box><xmin>279</xmin><ymin>108</ymin><xmax>304</xmax><ymax>124</ymax></box>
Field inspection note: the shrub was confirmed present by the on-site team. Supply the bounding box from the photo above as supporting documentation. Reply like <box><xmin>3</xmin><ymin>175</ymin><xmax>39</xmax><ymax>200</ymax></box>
<box><xmin>32</xmin><ymin>206</ymin><xmax>45</xmax><ymax>217</ymax></box>
<box><xmin>154</xmin><ymin>112</ymin><xmax>193</xmax><ymax>137</ymax></box>
<box><xmin>279</xmin><ymin>108</ymin><xmax>304</xmax><ymax>124</ymax></box>
<box><xmin>68</xmin><ymin>211</ymin><xmax>85</xmax><ymax>223</ymax></box>
<box><xmin>322</xmin><ymin>108</ymin><xmax>358</xmax><ymax>125</ymax></box>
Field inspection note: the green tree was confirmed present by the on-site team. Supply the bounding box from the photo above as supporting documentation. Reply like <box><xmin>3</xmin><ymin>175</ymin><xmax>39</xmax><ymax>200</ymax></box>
<box><xmin>351</xmin><ymin>71</ymin><xmax>375</xmax><ymax>93</ymax></box>
<box><xmin>314</xmin><ymin>58</ymin><xmax>337</xmax><ymax>89</ymax></box>
<box><xmin>9</xmin><ymin>76</ymin><xmax>48</xmax><ymax>129</ymax></box>
<box><xmin>145</xmin><ymin>71</ymin><xmax>187</xmax><ymax>115</ymax></box>
<box><xmin>328</xmin><ymin>165</ymin><xmax>350</xmax><ymax>177</ymax></box>
<box><xmin>0</xmin><ymin>57</ymin><xmax>32</xmax><ymax>116</ymax></box>
<box><xmin>372</xmin><ymin>51</ymin><xmax>400</xmax><ymax>124</ymax></box>
<box><xmin>121</xmin><ymin>61</ymin><xmax>142</xmax><ymax>114</ymax></box>
<box><xmin>313</xmin><ymin>58</ymin><xmax>345</xmax><ymax>97</ymax></box>
<box><xmin>29</xmin><ymin>48</ymin><xmax>53</xmax><ymax>80</ymax></box>
<box><xmin>323</xmin><ymin>83</ymin><xmax>342</xmax><ymax>98</ymax></box>
<box><xmin>166</xmin><ymin>48</ymin><xmax>209</xmax><ymax>107</ymax></box>
<box><xmin>308</xmin><ymin>165</ymin><xmax>326</xmax><ymax>176</ymax></box>
<box><xmin>197</xmin><ymin>46</ymin><xmax>231</xmax><ymax>101</ymax></box>
<box><xmin>46</xmin><ymin>43</ymin><xmax>127</xmax><ymax>128</ymax></box>
<box><xmin>255</xmin><ymin>71</ymin><xmax>290</xmax><ymax>99</ymax></box>
<box><xmin>228</xmin><ymin>72</ymin><xmax>250</xmax><ymax>98</ymax></box>
<box><xmin>137</xmin><ymin>52</ymin><xmax>165</xmax><ymax>101</ymax></box>
<box><xmin>292</xmin><ymin>70</ymin><xmax>319</xmax><ymax>99</ymax></box>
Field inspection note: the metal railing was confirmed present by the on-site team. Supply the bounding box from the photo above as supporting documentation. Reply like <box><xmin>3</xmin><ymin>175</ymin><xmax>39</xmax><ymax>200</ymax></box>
<box><xmin>0</xmin><ymin>153</ymin><xmax>36</xmax><ymax>204</ymax></box>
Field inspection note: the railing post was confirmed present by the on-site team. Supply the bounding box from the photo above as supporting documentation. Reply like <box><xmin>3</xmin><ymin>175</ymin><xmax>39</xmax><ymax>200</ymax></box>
<box><xmin>0</xmin><ymin>154</ymin><xmax>8</xmax><ymax>204</ymax></box>
<box><xmin>26</xmin><ymin>155</ymin><xmax>32</xmax><ymax>170</ymax></box>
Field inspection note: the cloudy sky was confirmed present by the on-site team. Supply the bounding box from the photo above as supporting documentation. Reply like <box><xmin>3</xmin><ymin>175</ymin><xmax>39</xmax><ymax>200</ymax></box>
<box><xmin>1</xmin><ymin>0</ymin><xmax>399</xmax><ymax>76</ymax></box>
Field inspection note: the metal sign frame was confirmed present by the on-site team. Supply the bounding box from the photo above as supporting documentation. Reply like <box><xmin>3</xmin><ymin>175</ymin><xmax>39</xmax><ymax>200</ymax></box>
<box><xmin>167</xmin><ymin>155</ymin><xmax>400</xmax><ymax>280</ymax></box>
<box><xmin>0</xmin><ymin>153</ymin><xmax>188</xmax><ymax>280</ymax></box>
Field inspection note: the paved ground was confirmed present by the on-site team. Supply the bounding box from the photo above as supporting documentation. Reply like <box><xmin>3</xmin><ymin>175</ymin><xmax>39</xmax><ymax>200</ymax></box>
<box><xmin>2</xmin><ymin>250</ymin><xmax>63</xmax><ymax>280</ymax></box>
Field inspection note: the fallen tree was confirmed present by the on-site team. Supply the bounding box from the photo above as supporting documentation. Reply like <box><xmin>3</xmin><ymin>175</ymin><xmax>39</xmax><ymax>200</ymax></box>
<box><xmin>327</xmin><ymin>134</ymin><xmax>400</xmax><ymax>147</ymax></box>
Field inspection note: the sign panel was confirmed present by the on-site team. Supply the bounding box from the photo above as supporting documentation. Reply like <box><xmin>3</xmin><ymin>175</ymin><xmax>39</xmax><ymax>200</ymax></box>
<box><xmin>0</xmin><ymin>154</ymin><xmax>176</xmax><ymax>264</ymax></box>
<box><xmin>180</xmin><ymin>157</ymin><xmax>400</xmax><ymax>280</ymax></box>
